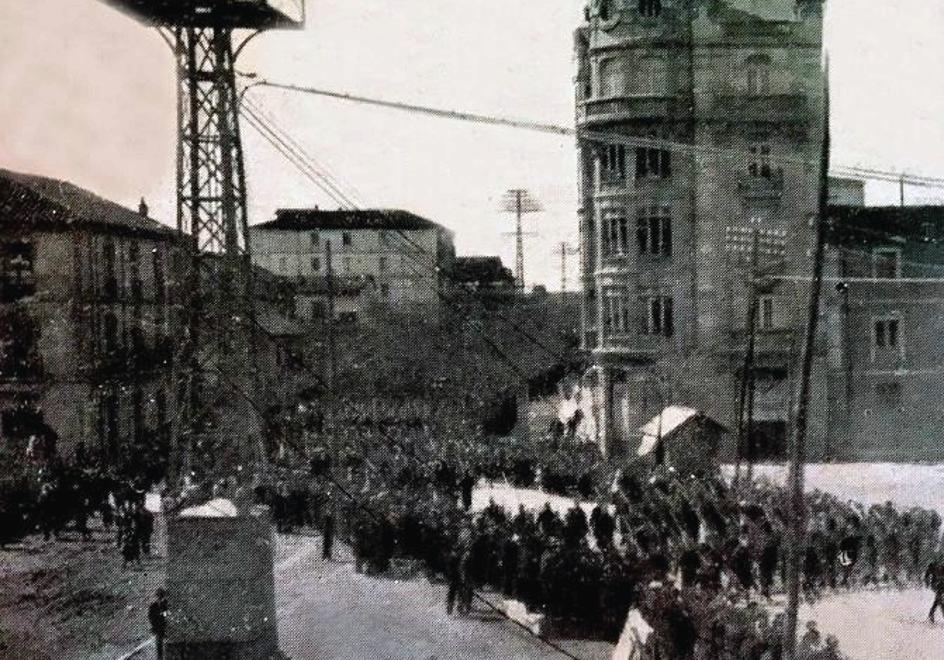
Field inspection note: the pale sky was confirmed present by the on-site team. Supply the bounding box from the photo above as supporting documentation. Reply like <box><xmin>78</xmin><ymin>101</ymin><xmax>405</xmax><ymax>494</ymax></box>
<box><xmin>2</xmin><ymin>0</ymin><xmax>943</xmax><ymax>290</ymax></box>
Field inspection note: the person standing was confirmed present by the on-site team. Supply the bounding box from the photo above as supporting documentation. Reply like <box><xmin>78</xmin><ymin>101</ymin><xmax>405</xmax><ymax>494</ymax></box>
<box><xmin>446</xmin><ymin>544</ymin><xmax>463</xmax><ymax>615</ymax></box>
<box><xmin>322</xmin><ymin>510</ymin><xmax>335</xmax><ymax>561</ymax></box>
<box><xmin>148</xmin><ymin>588</ymin><xmax>169</xmax><ymax>660</ymax></box>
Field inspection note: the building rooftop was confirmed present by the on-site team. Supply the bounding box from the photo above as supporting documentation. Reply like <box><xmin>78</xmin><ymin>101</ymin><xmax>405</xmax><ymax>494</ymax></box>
<box><xmin>451</xmin><ymin>256</ymin><xmax>515</xmax><ymax>288</ymax></box>
<box><xmin>828</xmin><ymin>204</ymin><xmax>944</xmax><ymax>245</ymax></box>
<box><xmin>637</xmin><ymin>406</ymin><xmax>728</xmax><ymax>457</ymax></box>
<box><xmin>0</xmin><ymin>168</ymin><xmax>177</xmax><ymax>238</ymax></box>
<box><xmin>256</xmin><ymin>209</ymin><xmax>447</xmax><ymax>233</ymax></box>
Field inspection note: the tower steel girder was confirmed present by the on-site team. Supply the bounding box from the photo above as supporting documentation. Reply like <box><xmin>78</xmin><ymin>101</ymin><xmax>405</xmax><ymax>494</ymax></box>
<box><xmin>172</xmin><ymin>26</ymin><xmax>260</xmax><ymax>477</ymax></box>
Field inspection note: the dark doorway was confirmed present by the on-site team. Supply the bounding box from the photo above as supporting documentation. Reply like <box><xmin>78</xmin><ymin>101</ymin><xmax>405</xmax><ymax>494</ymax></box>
<box><xmin>749</xmin><ymin>420</ymin><xmax>787</xmax><ymax>461</ymax></box>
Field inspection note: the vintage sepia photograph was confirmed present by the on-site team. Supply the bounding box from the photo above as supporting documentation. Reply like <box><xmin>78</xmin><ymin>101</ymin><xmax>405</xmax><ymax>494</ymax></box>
<box><xmin>1</xmin><ymin>1</ymin><xmax>944</xmax><ymax>658</ymax></box>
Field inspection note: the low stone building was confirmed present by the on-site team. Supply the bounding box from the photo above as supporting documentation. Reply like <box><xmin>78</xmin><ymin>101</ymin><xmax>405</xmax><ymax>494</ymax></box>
<box><xmin>0</xmin><ymin>168</ymin><xmax>184</xmax><ymax>465</ymax></box>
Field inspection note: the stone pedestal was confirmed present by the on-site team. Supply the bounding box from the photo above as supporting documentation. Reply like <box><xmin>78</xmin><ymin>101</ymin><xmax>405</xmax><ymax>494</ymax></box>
<box><xmin>164</xmin><ymin>504</ymin><xmax>279</xmax><ymax>660</ymax></box>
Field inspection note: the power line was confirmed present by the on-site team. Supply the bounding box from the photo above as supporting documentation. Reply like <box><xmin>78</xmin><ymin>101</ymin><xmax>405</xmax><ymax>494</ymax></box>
<box><xmin>242</xmin><ymin>102</ymin><xmax>357</xmax><ymax>210</ymax></box>
<box><xmin>245</xmin><ymin>97</ymin><xmax>367</xmax><ymax>207</ymax></box>
<box><xmin>243</xmin><ymin>77</ymin><xmax>944</xmax><ymax>190</ymax></box>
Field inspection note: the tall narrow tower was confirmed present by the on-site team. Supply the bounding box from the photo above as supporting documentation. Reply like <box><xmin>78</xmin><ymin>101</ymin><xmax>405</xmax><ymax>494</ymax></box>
<box><xmin>98</xmin><ymin>1</ymin><xmax>304</xmax><ymax>475</ymax></box>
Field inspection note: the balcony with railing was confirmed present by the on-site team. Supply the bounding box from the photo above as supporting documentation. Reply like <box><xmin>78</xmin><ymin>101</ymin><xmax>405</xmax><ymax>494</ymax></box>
<box><xmin>577</xmin><ymin>95</ymin><xmax>683</xmax><ymax>127</ymax></box>
<box><xmin>736</xmin><ymin>170</ymin><xmax>785</xmax><ymax>200</ymax></box>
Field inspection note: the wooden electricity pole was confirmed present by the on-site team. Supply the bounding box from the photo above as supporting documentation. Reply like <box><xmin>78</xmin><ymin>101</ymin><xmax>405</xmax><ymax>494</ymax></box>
<box><xmin>558</xmin><ymin>241</ymin><xmax>579</xmax><ymax>293</ymax></box>
<box><xmin>783</xmin><ymin>58</ymin><xmax>831</xmax><ymax>660</ymax></box>
<box><xmin>325</xmin><ymin>240</ymin><xmax>337</xmax><ymax>390</ymax></box>
<box><xmin>735</xmin><ymin>230</ymin><xmax>760</xmax><ymax>487</ymax></box>
<box><xmin>500</xmin><ymin>189</ymin><xmax>541</xmax><ymax>290</ymax></box>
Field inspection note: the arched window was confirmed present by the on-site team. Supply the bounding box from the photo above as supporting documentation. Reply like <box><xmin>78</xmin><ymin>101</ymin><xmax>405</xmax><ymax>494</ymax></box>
<box><xmin>746</xmin><ymin>55</ymin><xmax>772</xmax><ymax>95</ymax></box>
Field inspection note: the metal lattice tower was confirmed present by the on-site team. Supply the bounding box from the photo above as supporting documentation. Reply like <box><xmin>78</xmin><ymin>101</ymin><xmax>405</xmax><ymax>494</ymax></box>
<box><xmin>96</xmin><ymin>5</ymin><xmax>304</xmax><ymax>658</ymax></box>
<box><xmin>98</xmin><ymin>2</ymin><xmax>304</xmax><ymax>476</ymax></box>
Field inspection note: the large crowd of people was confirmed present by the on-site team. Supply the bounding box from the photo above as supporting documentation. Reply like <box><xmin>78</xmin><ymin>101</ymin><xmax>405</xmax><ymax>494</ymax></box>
<box><xmin>4</xmin><ymin>395</ymin><xmax>943</xmax><ymax>658</ymax></box>
<box><xmin>0</xmin><ymin>453</ymin><xmax>157</xmax><ymax>567</ymax></box>
<box><xmin>251</xmin><ymin>402</ymin><xmax>941</xmax><ymax>659</ymax></box>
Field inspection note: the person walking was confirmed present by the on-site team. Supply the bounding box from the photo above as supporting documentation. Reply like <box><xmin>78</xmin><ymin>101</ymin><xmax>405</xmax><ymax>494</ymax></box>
<box><xmin>322</xmin><ymin>510</ymin><xmax>335</xmax><ymax>561</ymax></box>
<box><xmin>446</xmin><ymin>545</ymin><xmax>463</xmax><ymax>615</ymax></box>
<box><xmin>148</xmin><ymin>588</ymin><xmax>169</xmax><ymax>660</ymax></box>
<box><xmin>925</xmin><ymin>560</ymin><xmax>944</xmax><ymax>623</ymax></box>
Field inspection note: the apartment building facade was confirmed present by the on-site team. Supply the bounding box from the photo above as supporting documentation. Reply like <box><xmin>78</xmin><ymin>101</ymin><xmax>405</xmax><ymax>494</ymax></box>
<box><xmin>249</xmin><ymin>209</ymin><xmax>456</xmax><ymax>323</ymax></box>
<box><xmin>0</xmin><ymin>169</ymin><xmax>184</xmax><ymax>465</ymax></box>
<box><xmin>576</xmin><ymin>0</ymin><xmax>826</xmax><ymax>456</ymax></box>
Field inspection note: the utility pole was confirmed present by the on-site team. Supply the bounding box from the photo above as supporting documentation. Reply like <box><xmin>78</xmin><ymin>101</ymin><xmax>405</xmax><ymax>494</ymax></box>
<box><xmin>783</xmin><ymin>57</ymin><xmax>831</xmax><ymax>660</ymax></box>
<box><xmin>900</xmin><ymin>175</ymin><xmax>906</xmax><ymax>207</ymax></box>
<box><xmin>501</xmin><ymin>189</ymin><xmax>541</xmax><ymax>290</ymax></box>
<box><xmin>325</xmin><ymin>240</ymin><xmax>337</xmax><ymax>390</ymax></box>
<box><xmin>735</xmin><ymin>230</ymin><xmax>760</xmax><ymax>486</ymax></box>
<box><xmin>558</xmin><ymin>241</ymin><xmax>579</xmax><ymax>293</ymax></box>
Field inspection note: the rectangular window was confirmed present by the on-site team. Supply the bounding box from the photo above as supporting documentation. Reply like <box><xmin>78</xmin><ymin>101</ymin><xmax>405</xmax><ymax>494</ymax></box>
<box><xmin>636</xmin><ymin>205</ymin><xmax>672</xmax><ymax>257</ymax></box>
<box><xmin>601</xmin><ymin>144</ymin><xmax>627</xmax><ymax>181</ymax></box>
<box><xmin>748</xmin><ymin>143</ymin><xmax>772</xmax><ymax>179</ymax></box>
<box><xmin>759</xmin><ymin>296</ymin><xmax>775</xmax><ymax>330</ymax></box>
<box><xmin>874</xmin><ymin>317</ymin><xmax>900</xmax><ymax>349</ymax></box>
<box><xmin>278</xmin><ymin>256</ymin><xmax>288</xmax><ymax>273</ymax></box>
<box><xmin>746</xmin><ymin>60</ymin><xmax>771</xmax><ymax>95</ymax></box>
<box><xmin>343</xmin><ymin>256</ymin><xmax>352</xmax><ymax>273</ymax></box>
<box><xmin>310</xmin><ymin>231</ymin><xmax>320</xmax><ymax>246</ymax></box>
<box><xmin>873</xmin><ymin>249</ymin><xmax>901</xmax><ymax>279</ymax></box>
<box><xmin>380</xmin><ymin>283</ymin><xmax>391</xmax><ymax>298</ymax></box>
<box><xmin>635</xmin><ymin>147</ymin><xmax>672</xmax><ymax>179</ymax></box>
<box><xmin>342</xmin><ymin>232</ymin><xmax>353</xmax><ymax>247</ymax></box>
<box><xmin>642</xmin><ymin>295</ymin><xmax>674</xmax><ymax>337</ymax></box>
<box><xmin>603</xmin><ymin>288</ymin><xmax>631</xmax><ymax>334</ymax></box>
<box><xmin>875</xmin><ymin>381</ymin><xmax>903</xmax><ymax>409</ymax></box>
<box><xmin>605</xmin><ymin>212</ymin><xmax>630</xmax><ymax>256</ymax></box>
<box><xmin>378</xmin><ymin>256</ymin><xmax>388</xmax><ymax>273</ymax></box>
<box><xmin>639</xmin><ymin>0</ymin><xmax>662</xmax><ymax>18</ymax></box>
<box><xmin>311</xmin><ymin>257</ymin><xmax>321</xmax><ymax>272</ymax></box>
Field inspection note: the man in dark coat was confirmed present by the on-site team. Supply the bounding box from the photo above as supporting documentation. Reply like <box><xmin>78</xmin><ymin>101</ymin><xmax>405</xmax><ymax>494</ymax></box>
<box><xmin>148</xmin><ymin>588</ymin><xmax>169</xmax><ymax>660</ymax></box>
<box><xmin>925</xmin><ymin>560</ymin><xmax>944</xmax><ymax>623</ymax></box>
<box><xmin>459</xmin><ymin>471</ymin><xmax>475</xmax><ymax>511</ymax></box>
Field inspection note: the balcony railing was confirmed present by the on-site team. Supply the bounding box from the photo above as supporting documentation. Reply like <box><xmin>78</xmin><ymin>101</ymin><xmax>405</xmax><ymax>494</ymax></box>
<box><xmin>577</xmin><ymin>95</ymin><xmax>682</xmax><ymax>125</ymax></box>
<box><xmin>736</xmin><ymin>171</ymin><xmax>785</xmax><ymax>199</ymax></box>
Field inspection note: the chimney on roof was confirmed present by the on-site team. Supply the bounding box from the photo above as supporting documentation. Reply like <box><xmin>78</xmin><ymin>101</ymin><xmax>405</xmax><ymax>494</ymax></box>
<box><xmin>138</xmin><ymin>197</ymin><xmax>149</xmax><ymax>217</ymax></box>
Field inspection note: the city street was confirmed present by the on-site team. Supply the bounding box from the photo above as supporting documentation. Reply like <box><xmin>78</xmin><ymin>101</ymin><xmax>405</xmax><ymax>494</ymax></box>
<box><xmin>107</xmin><ymin>530</ymin><xmax>612</xmax><ymax>660</ymax></box>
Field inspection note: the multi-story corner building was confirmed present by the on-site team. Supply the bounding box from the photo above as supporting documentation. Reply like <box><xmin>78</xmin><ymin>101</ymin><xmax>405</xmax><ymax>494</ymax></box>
<box><xmin>248</xmin><ymin>209</ymin><xmax>456</xmax><ymax>323</ymax></box>
<box><xmin>0</xmin><ymin>168</ymin><xmax>184</xmax><ymax>465</ymax></box>
<box><xmin>576</xmin><ymin>0</ymin><xmax>826</xmax><ymax>456</ymax></box>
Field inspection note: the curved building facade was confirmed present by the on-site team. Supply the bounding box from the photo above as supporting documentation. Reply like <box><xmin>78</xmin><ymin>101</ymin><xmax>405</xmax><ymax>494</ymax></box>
<box><xmin>576</xmin><ymin>0</ymin><xmax>825</xmax><ymax>457</ymax></box>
